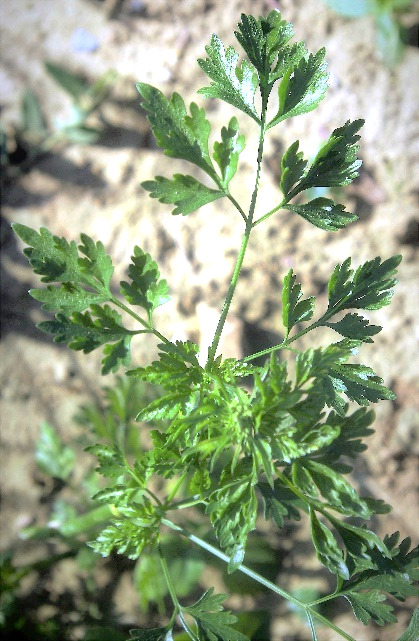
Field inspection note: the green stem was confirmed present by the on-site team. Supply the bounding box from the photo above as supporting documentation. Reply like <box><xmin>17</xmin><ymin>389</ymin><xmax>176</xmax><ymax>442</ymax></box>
<box><xmin>206</xmin><ymin>100</ymin><xmax>268</xmax><ymax>368</ymax></box>
<box><xmin>161</xmin><ymin>518</ymin><xmax>356</xmax><ymax>641</ymax></box>
<box><xmin>110</xmin><ymin>296</ymin><xmax>172</xmax><ymax>346</ymax></box>
<box><xmin>252</xmin><ymin>198</ymin><xmax>287</xmax><ymax>227</ymax></box>
<box><xmin>242</xmin><ymin>319</ymin><xmax>322</xmax><ymax>363</ymax></box>
<box><xmin>159</xmin><ymin>545</ymin><xmax>199</xmax><ymax>641</ymax></box>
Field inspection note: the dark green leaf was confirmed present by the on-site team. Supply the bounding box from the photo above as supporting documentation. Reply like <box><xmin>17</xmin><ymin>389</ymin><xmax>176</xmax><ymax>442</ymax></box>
<box><xmin>304</xmin><ymin>460</ymin><xmax>372</xmax><ymax>518</ymax></box>
<box><xmin>213</xmin><ymin>117</ymin><xmax>245</xmax><ymax>187</ymax></box>
<box><xmin>30</xmin><ymin>283</ymin><xmax>108</xmax><ymax>313</ymax></box>
<box><xmin>128</xmin><ymin>341</ymin><xmax>202</xmax><ymax>389</ymax></box>
<box><xmin>142</xmin><ymin>174</ymin><xmax>224</xmax><ymax>215</ymax></box>
<box><xmin>287</xmin><ymin>197</ymin><xmax>358</xmax><ymax>231</ymax></box>
<box><xmin>325</xmin><ymin>312</ymin><xmax>381</xmax><ymax>342</ymax></box>
<box><xmin>35</xmin><ymin>422</ymin><xmax>75</xmax><ymax>480</ymax></box>
<box><xmin>88</xmin><ymin>518</ymin><xmax>157</xmax><ymax>560</ymax></box>
<box><xmin>310</xmin><ymin>509</ymin><xmax>349</xmax><ymax>579</ymax></box>
<box><xmin>206</xmin><ymin>462</ymin><xmax>257</xmax><ymax>571</ymax></box>
<box><xmin>120</xmin><ymin>246</ymin><xmax>170</xmax><ymax>316</ymax></box>
<box><xmin>327</xmin><ymin>254</ymin><xmax>402</xmax><ymax>313</ymax></box>
<box><xmin>234</xmin><ymin>12</ymin><xmax>294</xmax><ymax>90</ymax></box>
<box><xmin>345</xmin><ymin>590</ymin><xmax>396</xmax><ymax>625</ymax></box>
<box><xmin>268</xmin><ymin>49</ymin><xmax>328</xmax><ymax>128</ymax></box>
<box><xmin>281</xmin><ymin>268</ymin><xmax>315</xmax><ymax>336</ymax></box>
<box><xmin>289</xmin><ymin>120</ymin><xmax>364</xmax><ymax>198</ymax></box>
<box><xmin>198</xmin><ymin>35</ymin><xmax>259</xmax><ymax>122</ymax></box>
<box><xmin>258</xmin><ymin>481</ymin><xmax>304</xmax><ymax>528</ymax></box>
<box><xmin>279</xmin><ymin>140</ymin><xmax>307</xmax><ymax>198</ymax></box>
<box><xmin>12</xmin><ymin>224</ymin><xmax>113</xmax><ymax>308</ymax></box>
<box><xmin>137</xmin><ymin>83</ymin><xmax>215</xmax><ymax>178</ymax></box>
<box><xmin>326</xmin><ymin>362</ymin><xmax>395</xmax><ymax>409</ymax></box>
<box><xmin>183</xmin><ymin>588</ymin><xmax>249</xmax><ymax>641</ymax></box>
<box><xmin>37</xmin><ymin>306</ymin><xmax>134</xmax><ymax>374</ymax></box>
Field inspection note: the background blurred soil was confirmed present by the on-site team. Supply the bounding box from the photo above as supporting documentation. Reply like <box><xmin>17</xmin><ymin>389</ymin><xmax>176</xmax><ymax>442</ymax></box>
<box><xmin>1</xmin><ymin>0</ymin><xmax>418</xmax><ymax>639</ymax></box>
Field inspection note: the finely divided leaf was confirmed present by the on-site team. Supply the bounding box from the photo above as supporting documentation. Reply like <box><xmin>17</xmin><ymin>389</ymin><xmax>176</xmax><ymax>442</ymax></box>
<box><xmin>182</xmin><ymin>588</ymin><xmax>249</xmax><ymax>641</ymax></box>
<box><xmin>396</xmin><ymin>608</ymin><xmax>419</xmax><ymax>641</ymax></box>
<box><xmin>279</xmin><ymin>140</ymin><xmax>307</xmax><ymax>198</ymax></box>
<box><xmin>38</xmin><ymin>305</ymin><xmax>134</xmax><ymax>374</ymax></box>
<box><xmin>137</xmin><ymin>83</ymin><xmax>215</xmax><ymax>177</ymax></box>
<box><xmin>282</xmin><ymin>269</ymin><xmax>315</xmax><ymax>336</ymax></box>
<box><xmin>120</xmin><ymin>246</ymin><xmax>170</xmax><ymax>316</ymax></box>
<box><xmin>287</xmin><ymin>197</ymin><xmax>358</xmax><ymax>231</ymax></box>
<box><xmin>213</xmin><ymin>117</ymin><xmax>245</xmax><ymax>187</ymax></box>
<box><xmin>327</xmin><ymin>255</ymin><xmax>402</xmax><ymax>313</ymax></box>
<box><xmin>13</xmin><ymin>224</ymin><xmax>113</xmax><ymax>292</ymax></box>
<box><xmin>269</xmin><ymin>48</ymin><xmax>328</xmax><ymax>127</ymax></box>
<box><xmin>30</xmin><ymin>283</ymin><xmax>108</xmax><ymax>313</ymax></box>
<box><xmin>198</xmin><ymin>35</ymin><xmax>259</xmax><ymax>122</ymax></box>
<box><xmin>325</xmin><ymin>312</ymin><xmax>381</xmax><ymax>342</ymax></box>
<box><xmin>258</xmin><ymin>481</ymin><xmax>304</xmax><ymax>528</ymax></box>
<box><xmin>142</xmin><ymin>174</ymin><xmax>224</xmax><ymax>215</ymax></box>
<box><xmin>36</xmin><ymin>422</ymin><xmax>75</xmax><ymax>481</ymax></box>
<box><xmin>324</xmin><ymin>362</ymin><xmax>395</xmax><ymax>413</ymax></box>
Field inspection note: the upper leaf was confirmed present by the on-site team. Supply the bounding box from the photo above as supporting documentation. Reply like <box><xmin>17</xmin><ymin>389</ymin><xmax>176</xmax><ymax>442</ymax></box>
<box><xmin>120</xmin><ymin>246</ymin><xmax>170</xmax><ymax>317</ymax></box>
<box><xmin>327</xmin><ymin>255</ymin><xmax>402</xmax><ymax>313</ymax></box>
<box><xmin>234</xmin><ymin>11</ymin><xmax>294</xmax><ymax>93</ymax></box>
<box><xmin>287</xmin><ymin>120</ymin><xmax>364</xmax><ymax>198</ymax></box>
<box><xmin>137</xmin><ymin>83</ymin><xmax>216</xmax><ymax>178</ymax></box>
<box><xmin>182</xmin><ymin>588</ymin><xmax>249</xmax><ymax>641</ymax></box>
<box><xmin>281</xmin><ymin>268</ymin><xmax>315</xmax><ymax>337</ymax></box>
<box><xmin>287</xmin><ymin>197</ymin><xmax>358</xmax><ymax>231</ymax></box>
<box><xmin>142</xmin><ymin>174</ymin><xmax>224</xmax><ymax>215</ymax></box>
<box><xmin>213</xmin><ymin>117</ymin><xmax>246</xmax><ymax>188</ymax></box>
<box><xmin>268</xmin><ymin>48</ymin><xmax>328</xmax><ymax>128</ymax></box>
<box><xmin>198</xmin><ymin>35</ymin><xmax>259</xmax><ymax>122</ymax></box>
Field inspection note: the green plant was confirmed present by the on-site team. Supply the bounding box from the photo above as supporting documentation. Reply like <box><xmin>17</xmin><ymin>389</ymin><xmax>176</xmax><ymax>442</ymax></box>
<box><xmin>322</xmin><ymin>0</ymin><xmax>414</xmax><ymax>66</ymax></box>
<box><xmin>12</xmin><ymin>11</ymin><xmax>418</xmax><ymax>641</ymax></box>
<box><xmin>1</xmin><ymin>63</ymin><xmax>116</xmax><ymax>175</ymax></box>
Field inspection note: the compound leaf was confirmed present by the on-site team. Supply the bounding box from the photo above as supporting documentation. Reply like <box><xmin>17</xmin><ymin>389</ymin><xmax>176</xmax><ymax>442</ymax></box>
<box><xmin>281</xmin><ymin>268</ymin><xmax>315</xmax><ymax>336</ymax></box>
<box><xmin>38</xmin><ymin>305</ymin><xmax>134</xmax><ymax>374</ymax></box>
<box><xmin>137</xmin><ymin>83</ymin><xmax>215</xmax><ymax>178</ymax></box>
<box><xmin>289</xmin><ymin>120</ymin><xmax>363</xmax><ymax>197</ymax></box>
<box><xmin>258</xmin><ymin>481</ymin><xmax>304</xmax><ymax>528</ymax></box>
<box><xmin>142</xmin><ymin>174</ymin><xmax>224</xmax><ymax>216</ymax></box>
<box><xmin>287</xmin><ymin>197</ymin><xmax>358</xmax><ymax>231</ymax></box>
<box><xmin>198</xmin><ymin>35</ymin><xmax>259</xmax><ymax>122</ymax></box>
<box><xmin>182</xmin><ymin>588</ymin><xmax>249</xmax><ymax>641</ymax></box>
<box><xmin>120</xmin><ymin>246</ymin><xmax>170</xmax><ymax>317</ymax></box>
<box><xmin>327</xmin><ymin>255</ymin><xmax>402</xmax><ymax>313</ymax></box>
<box><xmin>268</xmin><ymin>49</ymin><xmax>328</xmax><ymax>128</ymax></box>
<box><xmin>213</xmin><ymin>117</ymin><xmax>245</xmax><ymax>187</ymax></box>
<box><xmin>30</xmin><ymin>283</ymin><xmax>108</xmax><ymax>313</ymax></box>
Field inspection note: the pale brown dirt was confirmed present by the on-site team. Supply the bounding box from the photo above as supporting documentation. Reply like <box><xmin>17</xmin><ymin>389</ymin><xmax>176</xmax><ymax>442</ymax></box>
<box><xmin>1</xmin><ymin>1</ymin><xmax>418</xmax><ymax>640</ymax></box>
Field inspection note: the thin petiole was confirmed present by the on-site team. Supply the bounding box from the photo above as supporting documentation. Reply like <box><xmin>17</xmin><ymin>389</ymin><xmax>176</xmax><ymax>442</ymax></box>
<box><xmin>252</xmin><ymin>198</ymin><xmax>287</xmax><ymax>227</ymax></box>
